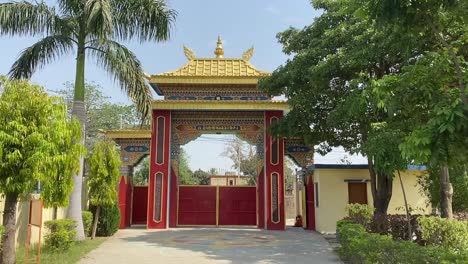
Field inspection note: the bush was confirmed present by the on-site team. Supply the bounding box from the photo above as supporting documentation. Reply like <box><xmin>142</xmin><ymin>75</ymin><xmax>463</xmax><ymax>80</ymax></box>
<box><xmin>95</xmin><ymin>204</ymin><xmax>120</xmax><ymax>237</ymax></box>
<box><xmin>44</xmin><ymin>219</ymin><xmax>76</xmax><ymax>251</ymax></box>
<box><xmin>337</xmin><ymin>220</ymin><xmax>468</xmax><ymax>264</ymax></box>
<box><xmin>0</xmin><ymin>225</ymin><xmax>4</xmax><ymax>249</ymax></box>
<box><xmin>418</xmin><ymin>216</ymin><xmax>468</xmax><ymax>253</ymax></box>
<box><xmin>345</xmin><ymin>203</ymin><xmax>374</xmax><ymax>227</ymax></box>
<box><xmin>369</xmin><ymin>214</ymin><xmax>423</xmax><ymax>242</ymax></box>
<box><xmin>82</xmin><ymin>211</ymin><xmax>93</xmax><ymax>237</ymax></box>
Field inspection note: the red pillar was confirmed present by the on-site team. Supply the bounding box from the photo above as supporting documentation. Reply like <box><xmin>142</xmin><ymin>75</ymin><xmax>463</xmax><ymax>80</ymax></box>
<box><xmin>169</xmin><ymin>165</ymin><xmax>178</xmax><ymax>227</ymax></box>
<box><xmin>305</xmin><ymin>175</ymin><xmax>316</xmax><ymax>230</ymax></box>
<box><xmin>118</xmin><ymin>166</ymin><xmax>133</xmax><ymax>229</ymax></box>
<box><xmin>147</xmin><ymin>110</ymin><xmax>171</xmax><ymax>229</ymax></box>
<box><xmin>264</xmin><ymin>111</ymin><xmax>285</xmax><ymax>230</ymax></box>
<box><xmin>257</xmin><ymin>167</ymin><xmax>265</xmax><ymax>229</ymax></box>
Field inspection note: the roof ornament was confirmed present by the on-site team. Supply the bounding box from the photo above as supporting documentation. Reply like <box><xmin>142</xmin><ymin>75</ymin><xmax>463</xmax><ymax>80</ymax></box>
<box><xmin>214</xmin><ymin>35</ymin><xmax>224</xmax><ymax>58</ymax></box>
<box><xmin>183</xmin><ymin>45</ymin><xmax>196</xmax><ymax>60</ymax></box>
<box><xmin>242</xmin><ymin>46</ymin><xmax>254</xmax><ymax>61</ymax></box>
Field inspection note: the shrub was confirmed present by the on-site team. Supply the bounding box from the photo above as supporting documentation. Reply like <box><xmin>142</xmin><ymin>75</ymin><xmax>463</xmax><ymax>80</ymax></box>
<box><xmin>418</xmin><ymin>216</ymin><xmax>468</xmax><ymax>253</ymax></box>
<box><xmin>0</xmin><ymin>225</ymin><xmax>4</xmax><ymax>249</ymax></box>
<box><xmin>82</xmin><ymin>211</ymin><xmax>93</xmax><ymax>237</ymax></box>
<box><xmin>44</xmin><ymin>219</ymin><xmax>76</xmax><ymax>251</ymax></box>
<box><xmin>345</xmin><ymin>203</ymin><xmax>373</xmax><ymax>227</ymax></box>
<box><xmin>95</xmin><ymin>204</ymin><xmax>120</xmax><ymax>237</ymax></box>
<box><xmin>337</xmin><ymin>220</ymin><xmax>468</xmax><ymax>264</ymax></box>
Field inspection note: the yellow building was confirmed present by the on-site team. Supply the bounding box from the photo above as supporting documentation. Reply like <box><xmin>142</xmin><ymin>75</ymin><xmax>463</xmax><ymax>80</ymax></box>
<box><xmin>209</xmin><ymin>174</ymin><xmax>250</xmax><ymax>186</ymax></box>
<box><xmin>304</xmin><ymin>164</ymin><xmax>430</xmax><ymax>234</ymax></box>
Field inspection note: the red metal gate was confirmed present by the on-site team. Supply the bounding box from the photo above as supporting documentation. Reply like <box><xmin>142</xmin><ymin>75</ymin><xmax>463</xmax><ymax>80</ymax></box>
<box><xmin>132</xmin><ymin>186</ymin><xmax>148</xmax><ymax>225</ymax></box>
<box><xmin>177</xmin><ymin>186</ymin><xmax>257</xmax><ymax>226</ymax></box>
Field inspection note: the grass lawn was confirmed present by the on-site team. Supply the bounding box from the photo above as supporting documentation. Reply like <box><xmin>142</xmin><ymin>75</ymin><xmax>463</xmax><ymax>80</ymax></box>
<box><xmin>16</xmin><ymin>237</ymin><xmax>106</xmax><ymax>264</ymax></box>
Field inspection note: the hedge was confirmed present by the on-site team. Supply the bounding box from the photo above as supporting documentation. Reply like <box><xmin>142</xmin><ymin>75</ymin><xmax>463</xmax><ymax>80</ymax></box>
<box><xmin>337</xmin><ymin>220</ymin><xmax>468</xmax><ymax>264</ymax></box>
<box><xmin>44</xmin><ymin>219</ymin><xmax>77</xmax><ymax>251</ymax></box>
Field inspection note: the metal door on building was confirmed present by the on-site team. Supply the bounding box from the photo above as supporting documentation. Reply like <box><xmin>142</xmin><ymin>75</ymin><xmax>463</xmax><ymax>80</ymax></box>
<box><xmin>177</xmin><ymin>186</ymin><xmax>256</xmax><ymax>226</ymax></box>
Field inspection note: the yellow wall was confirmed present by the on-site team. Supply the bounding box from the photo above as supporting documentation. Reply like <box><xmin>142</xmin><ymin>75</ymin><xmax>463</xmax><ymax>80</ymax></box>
<box><xmin>209</xmin><ymin>176</ymin><xmax>249</xmax><ymax>186</ymax></box>
<box><xmin>0</xmin><ymin>196</ymin><xmax>67</xmax><ymax>247</ymax></box>
<box><xmin>314</xmin><ymin>169</ymin><xmax>430</xmax><ymax>234</ymax></box>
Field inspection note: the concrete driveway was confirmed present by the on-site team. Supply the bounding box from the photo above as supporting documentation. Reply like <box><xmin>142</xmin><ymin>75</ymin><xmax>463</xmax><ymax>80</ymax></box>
<box><xmin>79</xmin><ymin>227</ymin><xmax>342</xmax><ymax>264</ymax></box>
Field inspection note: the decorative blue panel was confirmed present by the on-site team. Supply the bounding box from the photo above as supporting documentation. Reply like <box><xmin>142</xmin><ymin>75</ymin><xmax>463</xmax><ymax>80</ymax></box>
<box><xmin>286</xmin><ymin>146</ymin><xmax>311</xmax><ymax>153</ymax></box>
<box><xmin>124</xmin><ymin>146</ymin><xmax>149</xmax><ymax>152</ymax></box>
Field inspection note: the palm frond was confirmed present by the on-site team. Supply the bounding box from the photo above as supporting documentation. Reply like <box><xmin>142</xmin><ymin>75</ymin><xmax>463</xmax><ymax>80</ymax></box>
<box><xmin>56</xmin><ymin>0</ymin><xmax>85</xmax><ymax>17</ymax></box>
<box><xmin>9</xmin><ymin>35</ymin><xmax>75</xmax><ymax>79</ymax></box>
<box><xmin>111</xmin><ymin>0</ymin><xmax>176</xmax><ymax>42</ymax></box>
<box><xmin>0</xmin><ymin>1</ymin><xmax>71</xmax><ymax>36</ymax></box>
<box><xmin>85</xmin><ymin>0</ymin><xmax>113</xmax><ymax>41</ymax></box>
<box><xmin>87</xmin><ymin>40</ymin><xmax>152</xmax><ymax>117</ymax></box>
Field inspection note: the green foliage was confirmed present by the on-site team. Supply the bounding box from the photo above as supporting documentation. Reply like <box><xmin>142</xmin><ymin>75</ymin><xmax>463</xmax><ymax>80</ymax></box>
<box><xmin>88</xmin><ymin>141</ymin><xmax>121</xmax><ymax>207</ymax></box>
<box><xmin>418</xmin><ymin>165</ymin><xmax>468</xmax><ymax>212</ymax></box>
<box><xmin>0</xmin><ymin>78</ymin><xmax>82</xmax><ymax>196</ymax></box>
<box><xmin>82</xmin><ymin>211</ymin><xmax>93</xmax><ymax>237</ymax></box>
<box><xmin>192</xmin><ymin>169</ymin><xmax>210</xmax><ymax>185</ymax></box>
<box><xmin>345</xmin><ymin>203</ymin><xmax>374</xmax><ymax>227</ymax></box>
<box><xmin>337</xmin><ymin>220</ymin><xmax>468</xmax><ymax>264</ymax></box>
<box><xmin>418</xmin><ymin>216</ymin><xmax>468</xmax><ymax>253</ymax></box>
<box><xmin>44</xmin><ymin>219</ymin><xmax>77</xmax><ymax>251</ymax></box>
<box><xmin>133</xmin><ymin>156</ymin><xmax>149</xmax><ymax>186</ymax></box>
<box><xmin>95</xmin><ymin>204</ymin><xmax>120</xmax><ymax>237</ymax></box>
<box><xmin>178</xmin><ymin>148</ymin><xmax>194</xmax><ymax>185</ymax></box>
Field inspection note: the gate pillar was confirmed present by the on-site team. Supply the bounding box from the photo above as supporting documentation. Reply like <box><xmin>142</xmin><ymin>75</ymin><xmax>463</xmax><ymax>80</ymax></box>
<box><xmin>118</xmin><ymin>165</ymin><xmax>133</xmax><ymax>229</ymax></box>
<box><xmin>264</xmin><ymin>111</ymin><xmax>285</xmax><ymax>230</ymax></box>
<box><xmin>147</xmin><ymin>110</ymin><xmax>171</xmax><ymax>229</ymax></box>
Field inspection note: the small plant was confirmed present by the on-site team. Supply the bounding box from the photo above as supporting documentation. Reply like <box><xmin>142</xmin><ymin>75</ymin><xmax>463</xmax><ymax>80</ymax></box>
<box><xmin>95</xmin><ymin>204</ymin><xmax>121</xmax><ymax>237</ymax></box>
<box><xmin>345</xmin><ymin>203</ymin><xmax>374</xmax><ymax>227</ymax></box>
<box><xmin>82</xmin><ymin>211</ymin><xmax>93</xmax><ymax>237</ymax></box>
<box><xmin>44</xmin><ymin>219</ymin><xmax>77</xmax><ymax>251</ymax></box>
<box><xmin>418</xmin><ymin>216</ymin><xmax>468</xmax><ymax>253</ymax></box>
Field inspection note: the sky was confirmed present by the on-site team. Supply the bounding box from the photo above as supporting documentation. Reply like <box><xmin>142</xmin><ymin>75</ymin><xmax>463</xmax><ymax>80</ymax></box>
<box><xmin>0</xmin><ymin>0</ymin><xmax>366</xmax><ymax>171</ymax></box>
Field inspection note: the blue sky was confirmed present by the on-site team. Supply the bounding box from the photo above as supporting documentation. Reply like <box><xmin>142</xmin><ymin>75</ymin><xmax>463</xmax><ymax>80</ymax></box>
<box><xmin>0</xmin><ymin>0</ymin><xmax>366</xmax><ymax>171</ymax></box>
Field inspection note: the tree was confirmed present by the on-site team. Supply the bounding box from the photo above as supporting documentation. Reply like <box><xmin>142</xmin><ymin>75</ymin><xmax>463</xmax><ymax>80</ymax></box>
<box><xmin>259</xmin><ymin>0</ymin><xmax>419</xmax><ymax>215</ymax></box>
<box><xmin>0</xmin><ymin>0</ymin><xmax>176</xmax><ymax>240</ymax></box>
<box><xmin>88</xmin><ymin>141</ymin><xmax>121</xmax><ymax>239</ymax></box>
<box><xmin>178</xmin><ymin>148</ymin><xmax>194</xmax><ymax>185</ymax></box>
<box><xmin>133</xmin><ymin>156</ymin><xmax>149</xmax><ymax>185</ymax></box>
<box><xmin>364</xmin><ymin>0</ymin><xmax>468</xmax><ymax>218</ymax></box>
<box><xmin>223</xmin><ymin>137</ymin><xmax>260</xmax><ymax>185</ymax></box>
<box><xmin>0</xmin><ymin>78</ymin><xmax>82</xmax><ymax>264</ymax></box>
<box><xmin>192</xmin><ymin>169</ymin><xmax>210</xmax><ymax>185</ymax></box>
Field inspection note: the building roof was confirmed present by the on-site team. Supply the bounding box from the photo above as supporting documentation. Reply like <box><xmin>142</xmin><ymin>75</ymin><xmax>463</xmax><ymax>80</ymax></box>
<box><xmin>147</xmin><ymin>36</ymin><xmax>271</xmax><ymax>93</ymax></box>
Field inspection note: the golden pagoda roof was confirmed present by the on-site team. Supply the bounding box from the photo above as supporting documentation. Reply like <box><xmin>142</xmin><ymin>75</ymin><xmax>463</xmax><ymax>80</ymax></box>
<box><xmin>147</xmin><ymin>37</ymin><xmax>270</xmax><ymax>88</ymax></box>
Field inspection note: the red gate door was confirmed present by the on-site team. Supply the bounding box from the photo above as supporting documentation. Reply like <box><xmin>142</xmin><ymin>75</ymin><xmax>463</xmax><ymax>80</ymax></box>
<box><xmin>132</xmin><ymin>186</ymin><xmax>148</xmax><ymax>225</ymax></box>
<box><xmin>178</xmin><ymin>186</ymin><xmax>217</xmax><ymax>226</ymax></box>
<box><xmin>219</xmin><ymin>186</ymin><xmax>256</xmax><ymax>226</ymax></box>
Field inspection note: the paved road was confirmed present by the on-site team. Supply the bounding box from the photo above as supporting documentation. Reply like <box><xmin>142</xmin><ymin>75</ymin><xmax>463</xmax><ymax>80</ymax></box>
<box><xmin>79</xmin><ymin>227</ymin><xmax>342</xmax><ymax>264</ymax></box>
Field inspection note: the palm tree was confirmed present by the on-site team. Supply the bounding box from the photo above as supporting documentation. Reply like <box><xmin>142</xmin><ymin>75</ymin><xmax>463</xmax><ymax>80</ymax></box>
<box><xmin>0</xmin><ymin>0</ymin><xmax>176</xmax><ymax>244</ymax></box>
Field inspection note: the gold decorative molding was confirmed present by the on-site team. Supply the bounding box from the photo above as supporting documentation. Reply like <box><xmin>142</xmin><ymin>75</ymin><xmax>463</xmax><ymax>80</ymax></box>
<box><xmin>152</xmin><ymin>100</ymin><xmax>289</xmax><ymax>111</ymax></box>
<box><xmin>242</xmin><ymin>47</ymin><xmax>254</xmax><ymax>61</ymax></box>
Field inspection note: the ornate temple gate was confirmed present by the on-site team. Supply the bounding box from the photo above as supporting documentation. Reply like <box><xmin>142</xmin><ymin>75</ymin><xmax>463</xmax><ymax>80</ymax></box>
<box><xmin>103</xmin><ymin>37</ymin><xmax>315</xmax><ymax>231</ymax></box>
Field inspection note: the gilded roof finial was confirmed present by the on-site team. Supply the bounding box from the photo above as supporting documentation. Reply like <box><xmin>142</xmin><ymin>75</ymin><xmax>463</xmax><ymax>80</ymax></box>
<box><xmin>183</xmin><ymin>45</ymin><xmax>196</xmax><ymax>60</ymax></box>
<box><xmin>214</xmin><ymin>35</ymin><xmax>224</xmax><ymax>58</ymax></box>
<box><xmin>242</xmin><ymin>46</ymin><xmax>254</xmax><ymax>61</ymax></box>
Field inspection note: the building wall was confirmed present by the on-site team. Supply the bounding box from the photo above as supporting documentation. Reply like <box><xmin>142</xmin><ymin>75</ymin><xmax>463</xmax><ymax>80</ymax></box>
<box><xmin>314</xmin><ymin>169</ymin><xmax>430</xmax><ymax>233</ymax></box>
<box><xmin>0</xmin><ymin>197</ymin><xmax>67</xmax><ymax>246</ymax></box>
<box><xmin>209</xmin><ymin>176</ymin><xmax>249</xmax><ymax>186</ymax></box>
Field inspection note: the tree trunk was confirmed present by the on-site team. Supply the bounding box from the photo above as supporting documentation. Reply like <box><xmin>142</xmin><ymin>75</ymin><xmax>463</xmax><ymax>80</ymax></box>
<box><xmin>91</xmin><ymin>206</ymin><xmax>101</xmax><ymax>240</ymax></box>
<box><xmin>398</xmin><ymin>171</ymin><xmax>412</xmax><ymax>240</ymax></box>
<box><xmin>67</xmin><ymin>36</ymin><xmax>86</xmax><ymax>241</ymax></box>
<box><xmin>440</xmin><ymin>165</ymin><xmax>453</xmax><ymax>218</ymax></box>
<box><xmin>0</xmin><ymin>192</ymin><xmax>19</xmax><ymax>264</ymax></box>
<box><xmin>53</xmin><ymin>206</ymin><xmax>58</xmax><ymax>220</ymax></box>
<box><xmin>368</xmin><ymin>158</ymin><xmax>393</xmax><ymax>216</ymax></box>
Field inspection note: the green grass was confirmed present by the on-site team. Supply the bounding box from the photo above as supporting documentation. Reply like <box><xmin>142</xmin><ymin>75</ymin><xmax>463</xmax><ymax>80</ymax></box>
<box><xmin>16</xmin><ymin>237</ymin><xmax>106</xmax><ymax>264</ymax></box>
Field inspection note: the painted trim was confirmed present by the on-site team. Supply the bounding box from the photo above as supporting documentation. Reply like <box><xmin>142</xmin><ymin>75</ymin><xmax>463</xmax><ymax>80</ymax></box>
<box><xmin>270</xmin><ymin>172</ymin><xmax>280</xmax><ymax>224</ymax></box>
<box><xmin>344</xmin><ymin>179</ymin><xmax>370</xmax><ymax>183</ymax></box>
<box><xmin>307</xmin><ymin>164</ymin><xmax>427</xmax><ymax>170</ymax></box>
<box><xmin>153</xmin><ymin>172</ymin><xmax>164</xmax><ymax>223</ymax></box>
<box><xmin>166</xmin><ymin>112</ymin><xmax>172</xmax><ymax>227</ymax></box>
<box><xmin>155</xmin><ymin>116</ymin><xmax>166</xmax><ymax>165</ymax></box>
<box><xmin>216</xmin><ymin>186</ymin><xmax>219</xmax><ymax>226</ymax></box>
<box><xmin>269</xmin><ymin>116</ymin><xmax>279</xmax><ymax>166</ymax></box>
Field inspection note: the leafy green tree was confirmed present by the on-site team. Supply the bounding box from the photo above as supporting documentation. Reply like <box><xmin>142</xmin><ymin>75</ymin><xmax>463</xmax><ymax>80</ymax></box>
<box><xmin>133</xmin><ymin>156</ymin><xmax>149</xmax><ymax>185</ymax></box>
<box><xmin>364</xmin><ymin>0</ymin><xmax>468</xmax><ymax>218</ymax></box>
<box><xmin>88</xmin><ymin>141</ymin><xmax>121</xmax><ymax>239</ymax></box>
<box><xmin>192</xmin><ymin>169</ymin><xmax>210</xmax><ymax>185</ymax></box>
<box><xmin>0</xmin><ymin>78</ymin><xmax>82</xmax><ymax>264</ymax></box>
<box><xmin>259</xmin><ymin>0</ymin><xmax>417</xmax><ymax>215</ymax></box>
<box><xmin>178</xmin><ymin>148</ymin><xmax>194</xmax><ymax>185</ymax></box>
<box><xmin>0</xmin><ymin>0</ymin><xmax>176</xmax><ymax>239</ymax></box>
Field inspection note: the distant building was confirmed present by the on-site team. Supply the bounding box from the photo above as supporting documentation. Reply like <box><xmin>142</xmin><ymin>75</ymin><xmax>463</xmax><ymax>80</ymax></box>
<box><xmin>209</xmin><ymin>172</ymin><xmax>250</xmax><ymax>186</ymax></box>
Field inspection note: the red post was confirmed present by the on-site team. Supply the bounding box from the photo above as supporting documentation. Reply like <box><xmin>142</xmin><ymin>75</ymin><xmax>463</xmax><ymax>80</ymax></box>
<box><xmin>147</xmin><ymin>110</ymin><xmax>171</xmax><ymax>229</ymax></box>
<box><xmin>264</xmin><ymin>110</ymin><xmax>285</xmax><ymax>230</ymax></box>
<box><xmin>306</xmin><ymin>175</ymin><xmax>316</xmax><ymax>230</ymax></box>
